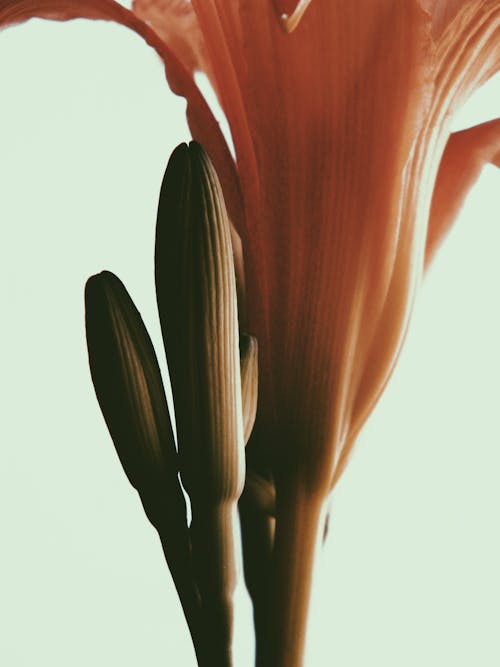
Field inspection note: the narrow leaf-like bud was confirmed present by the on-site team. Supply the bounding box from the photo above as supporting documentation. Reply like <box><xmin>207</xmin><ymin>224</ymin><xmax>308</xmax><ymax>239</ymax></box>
<box><xmin>84</xmin><ymin>271</ymin><xmax>201</xmax><ymax>652</ymax></box>
<box><xmin>155</xmin><ymin>142</ymin><xmax>245</xmax><ymax>666</ymax></box>
<box><xmin>239</xmin><ymin>333</ymin><xmax>258</xmax><ymax>445</ymax></box>
<box><xmin>85</xmin><ymin>271</ymin><xmax>176</xmax><ymax>499</ymax></box>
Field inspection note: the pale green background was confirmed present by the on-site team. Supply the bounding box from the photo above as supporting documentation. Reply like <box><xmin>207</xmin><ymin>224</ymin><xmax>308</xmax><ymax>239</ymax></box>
<box><xmin>1</xmin><ymin>11</ymin><xmax>499</xmax><ymax>667</ymax></box>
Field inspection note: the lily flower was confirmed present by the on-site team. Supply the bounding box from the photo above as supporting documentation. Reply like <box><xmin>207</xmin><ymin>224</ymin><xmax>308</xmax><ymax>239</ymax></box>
<box><xmin>2</xmin><ymin>1</ymin><xmax>499</xmax><ymax>665</ymax></box>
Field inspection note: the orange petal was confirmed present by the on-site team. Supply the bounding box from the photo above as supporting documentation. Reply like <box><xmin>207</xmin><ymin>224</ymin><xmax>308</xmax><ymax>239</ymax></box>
<box><xmin>0</xmin><ymin>0</ymin><xmax>243</xmax><ymax>230</ymax></box>
<box><xmin>420</xmin><ymin>0</ymin><xmax>473</xmax><ymax>37</ymax></box>
<box><xmin>426</xmin><ymin>118</ymin><xmax>500</xmax><ymax>266</ymax></box>
<box><xmin>192</xmin><ymin>1</ymin><xmax>434</xmax><ymax>490</ymax></box>
<box><xmin>431</xmin><ymin>0</ymin><xmax>500</xmax><ymax>120</ymax></box>
<box><xmin>0</xmin><ymin>0</ymin><xmax>165</xmax><ymax>46</ymax></box>
<box><xmin>127</xmin><ymin>0</ymin><xmax>244</xmax><ymax>228</ymax></box>
<box><xmin>132</xmin><ymin>0</ymin><xmax>207</xmax><ymax>73</ymax></box>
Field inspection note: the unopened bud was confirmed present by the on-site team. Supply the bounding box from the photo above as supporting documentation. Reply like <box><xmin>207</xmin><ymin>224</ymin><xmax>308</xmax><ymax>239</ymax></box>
<box><xmin>155</xmin><ymin>141</ymin><xmax>245</xmax><ymax>503</ymax></box>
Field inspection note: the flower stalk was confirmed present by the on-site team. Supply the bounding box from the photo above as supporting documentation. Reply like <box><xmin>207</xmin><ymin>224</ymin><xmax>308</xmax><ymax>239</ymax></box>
<box><xmin>258</xmin><ymin>480</ymin><xmax>326</xmax><ymax>667</ymax></box>
<box><xmin>155</xmin><ymin>141</ymin><xmax>246</xmax><ymax>666</ymax></box>
<box><xmin>239</xmin><ymin>474</ymin><xmax>275</xmax><ymax>666</ymax></box>
<box><xmin>84</xmin><ymin>271</ymin><xmax>203</xmax><ymax>659</ymax></box>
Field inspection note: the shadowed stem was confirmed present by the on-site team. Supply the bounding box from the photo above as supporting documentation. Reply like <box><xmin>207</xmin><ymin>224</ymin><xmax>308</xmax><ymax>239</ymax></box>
<box><xmin>257</xmin><ymin>481</ymin><xmax>326</xmax><ymax>667</ymax></box>
<box><xmin>190</xmin><ymin>499</ymin><xmax>242</xmax><ymax>667</ymax></box>
<box><xmin>156</xmin><ymin>529</ymin><xmax>204</xmax><ymax>665</ymax></box>
<box><xmin>239</xmin><ymin>499</ymin><xmax>274</xmax><ymax>664</ymax></box>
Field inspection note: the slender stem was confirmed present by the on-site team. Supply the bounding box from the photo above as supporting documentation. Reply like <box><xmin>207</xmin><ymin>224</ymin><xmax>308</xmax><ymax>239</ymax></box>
<box><xmin>156</xmin><ymin>530</ymin><xmax>204</xmax><ymax>665</ymax></box>
<box><xmin>257</xmin><ymin>481</ymin><xmax>325</xmax><ymax>667</ymax></box>
<box><xmin>239</xmin><ymin>500</ymin><xmax>274</xmax><ymax>664</ymax></box>
<box><xmin>190</xmin><ymin>499</ymin><xmax>242</xmax><ymax>667</ymax></box>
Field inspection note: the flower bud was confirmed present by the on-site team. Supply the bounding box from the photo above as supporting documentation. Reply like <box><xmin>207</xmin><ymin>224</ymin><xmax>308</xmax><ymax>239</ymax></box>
<box><xmin>155</xmin><ymin>141</ymin><xmax>245</xmax><ymax>503</ymax></box>
<box><xmin>85</xmin><ymin>271</ymin><xmax>200</xmax><ymax>647</ymax></box>
<box><xmin>155</xmin><ymin>141</ymin><xmax>246</xmax><ymax>664</ymax></box>
<box><xmin>85</xmin><ymin>271</ymin><xmax>177</xmax><ymax>501</ymax></box>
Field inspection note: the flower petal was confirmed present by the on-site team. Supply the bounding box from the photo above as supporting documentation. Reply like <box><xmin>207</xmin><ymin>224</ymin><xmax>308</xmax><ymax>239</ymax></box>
<box><xmin>431</xmin><ymin>0</ymin><xmax>500</xmax><ymax>120</ymax></box>
<box><xmin>420</xmin><ymin>0</ymin><xmax>473</xmax><ymax>37</ymax></box>
<box><xmin>127</xmin><ymin>0</ymin><xmax>244</xmax><ymax>229</ymax></box>
<box><xmin>132</xmin><ymin>0</ymin><xmax>206</xmax><ymax>73</ymax></box>
<box><xmin>0</xmin><ymin>0</ymin><xmax>164</xmax><ymax>45</ymax></box>
<box><xmin>0</xmin><ymin>0</ymin><xmax>243</xmax><ymax>229</ymax></box>
<box><xmin>426</xmin><ymin>118</ymin><xmax>500</xmax><ymax>265</ymax></box>
<box><xmin>338</xmin><ymin>0</ymin><xmax>500</xmax><ymax>483</ymax></box>
<box><xmin>195</xmin><ymin>1</ymin><xmax>435</xmax><ymax>490</ymax></box>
